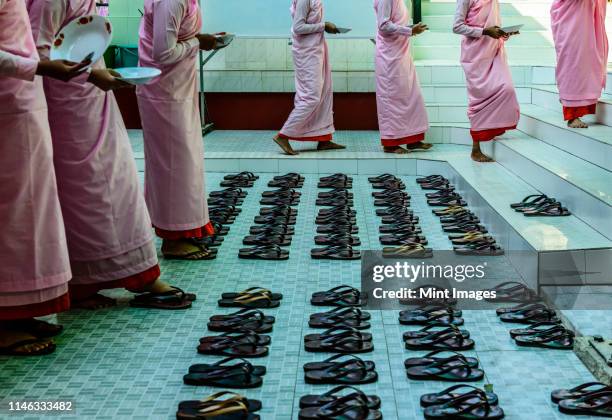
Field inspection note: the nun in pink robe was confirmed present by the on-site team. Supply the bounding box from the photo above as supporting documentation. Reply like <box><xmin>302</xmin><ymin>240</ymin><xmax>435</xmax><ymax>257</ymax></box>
<box><xmin>551</xmin><ymin>0</ymin><xmax>608</xmax><ymax>123</ymax></box>
<box><xmin>374</xmin><ymin>0</ymin><xmax>430</xmax><ymax>151</ymax></box>
<box><xmin>27</xmin><ymin>0</ymin><xmax>162</xmax><ymax>303</ymax></box>
<box><xmin>453</xmin><ymin>0</ymin><xmax>520</xmax><ymax>143</ymax></box>
<box><xmin>0</xmin><ymin>0</ymin><xmax>71</xmax><ymax>321</ymax></box>
<box><xmin>137</xmin><ymin>0</ymin><xmax>214</xmax><ymax>247</ymax></box>
<box><xmin>277</xmin><ymin>0</ymin><xmax>335</xmax><ymax>144</ymax></box>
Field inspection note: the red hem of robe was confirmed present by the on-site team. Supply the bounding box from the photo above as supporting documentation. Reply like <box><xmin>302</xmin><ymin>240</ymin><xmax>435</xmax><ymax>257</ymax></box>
<box><xmin>563</xmin><ymin>104</ymin><xmax>597</xmax><ymax>121</ymax></box>
<box><xmin>381</xmin><ymin>132</ymin><xmax>426</xmax><ymax>147</ymax></box>
<box><xmin>154</xmin><ymin>222</ymin><xmax>215</xmax><ymax>240</ymax></box>
<box><xmin>0</xmin><ymin>293</ymin><xmax>70</xmax><ymax>321</ymax></box>
<box><xmin>471</xmin><ymin>125</ymin><xmax>517</xmax><ymax>143</ymax></box>
<box><xmin>278</xmin><ymin>133</ymin><xmax>332</xmax><ymax>142</ymax></box>
<box><xmin>69</xmin><ymin>264</ymin><xmax>161</xmax><ymax>300</ymax></box>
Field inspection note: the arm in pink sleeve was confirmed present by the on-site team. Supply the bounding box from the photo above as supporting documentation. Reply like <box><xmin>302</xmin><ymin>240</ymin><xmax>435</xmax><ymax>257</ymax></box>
<box><xmin>452</xmin><ymin>0</ymin><xmax>483</xmax><ymax>38</ymax></box>
<box><xmin>292</xmin><ymin>0</ymin><xmax>325</xmax><ymax>35</ymax></box>
<box><xmin>377</xmin><ymin>0</ymin><xmax>412</xmax><ymax>36</ymax></box>
<box><xmin>0</xmin><ymin>50</ymin><xmax>38</xmax><ymax>81</ymax></box>
<box><xmin>151</xmin><ymin>0</ymin><xmax>199</xmax><ymax>65</ymax></box>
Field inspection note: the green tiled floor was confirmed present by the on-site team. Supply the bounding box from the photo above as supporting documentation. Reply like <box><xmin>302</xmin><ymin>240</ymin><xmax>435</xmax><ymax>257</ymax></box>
<box><xmin>0</xmin><ymin>173</ymin><xmax>603</xmax><ymax>419</ymax></box>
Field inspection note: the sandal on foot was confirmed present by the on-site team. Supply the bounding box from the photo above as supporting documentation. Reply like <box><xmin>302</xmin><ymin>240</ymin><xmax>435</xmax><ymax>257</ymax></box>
<box><xmin>0</xmin><ymin>339</ymin><xmax>56</xmax><ymax>356</ymax></box>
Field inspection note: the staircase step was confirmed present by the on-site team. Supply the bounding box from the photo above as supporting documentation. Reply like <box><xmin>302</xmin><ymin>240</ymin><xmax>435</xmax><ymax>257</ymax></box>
<box><xmin>412</xmin><ymin>30</ymin><xmax>554</xmax><ymax>47</ymax></box>
<box><xmin>482</xmin><ymin>133</ymin><xmax>612</xmax><ymax>239</ymax></box>
<box><xmin>531</xmin><ymin>85</ymin><xmax>612</xmax><ymax>127</ymax></box>
<box><xmin>422</xmin><ymin>1</ymin><xmax>556</xmax><ymax>17</ymax></box>
<box><xmin>412</xmin><ymin>45</ymin><xmax>557</xmax><ymax>65</ymax></box>
<box><xmin>519</xmin><ymin>104</ymin><xmax>612</xmax><ymax>171</ymax></box>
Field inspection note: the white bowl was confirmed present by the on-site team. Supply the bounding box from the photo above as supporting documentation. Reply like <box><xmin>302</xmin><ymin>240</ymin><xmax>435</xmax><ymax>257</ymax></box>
<box><xmin>113</xmin><ymin>67</ymin><xmax>162</xmax><ymax>85</ymax></box>
<box><xmin>50</xmin><ymin>15</ymin><xmax>112</xmax><ymax>68</ymax></box>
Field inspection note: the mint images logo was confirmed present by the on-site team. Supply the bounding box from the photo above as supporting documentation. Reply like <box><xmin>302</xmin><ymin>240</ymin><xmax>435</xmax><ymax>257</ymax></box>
<box><xmin>372</xmin><ymin>261</ymin><xmax>488</xmax><ymax>283</ymax></box>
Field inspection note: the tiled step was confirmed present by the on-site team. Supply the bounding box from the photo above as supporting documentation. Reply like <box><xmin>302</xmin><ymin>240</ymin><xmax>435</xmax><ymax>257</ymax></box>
<box><xmin>531</xmin><ymin>85</ymin><xmax>612</xmax><ymax>127</ymax></box>
<box><xmin>413</xmin><ymin>45</ymin><xmax>556</xmax><ymax>64</ymax></box>
<box><xmin>412</xmin><ymin>30</ymin><xmax>554</xmax><ymax>47</ymax></box>
<box><xmin>519</xmin><ymin>104</ymin><xmax>612</xmax><ymax>171</ymax></box>
<box><xmin>424</xmin><ymin>15</ymin><xmax>552</xmax><ymax>31</ymax></box>
<box><xmin>422</xmin><ymin>1</ymin><xmax>555</xmax><ymax>17</ymax></box>
<box><xmin>482</xmin><ymin>133</ymin><xmax>612</xmax><ymax>240</ymax></box>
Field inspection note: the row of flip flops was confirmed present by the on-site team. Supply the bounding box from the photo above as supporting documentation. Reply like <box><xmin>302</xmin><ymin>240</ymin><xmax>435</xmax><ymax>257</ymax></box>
<box><xmin>368</xmin><ymin>174</ymin><xmax>432</xmax><ymax>258</ymax></box>
<box><xmin>418</xmin><ymin>175</ymin><xmax>504</xmax><ymax>256</ymax></box>
<box><xmin>511</xmin><ymin>194</ymin><xmax>571</xmax><ymax>217</ymax></box>
<box><xmin>551</xmin><ymin>382</ymin><xmax>612</xmax><ymax>417</ymax></box>
<box><xmin>196</xmin><ymin>172</ymin><xmax>258</xmax><ymax>258</ymax></box>
<box><xmin>181</xmin><ymin>288</ymin><xmax>281</xmax><ymax>395</ymax></box>
<box><xmin>488</xmin><ymin>282</ymin><xmax>575</xmax><ymax>350</ymax></box>
<box><xmin>298</xmin><ymin>286</ymin><xmax>382</xmax><ymax>420</ymax></box>
<box><xmin>311</xmin><ymin>174</ymin><xmax>362</xmax><ymax>260</ymax></box>
<box><xmin>238</xmin><ymin>173</ymin><xmax>305</xmax><ymax>260</ymax></box>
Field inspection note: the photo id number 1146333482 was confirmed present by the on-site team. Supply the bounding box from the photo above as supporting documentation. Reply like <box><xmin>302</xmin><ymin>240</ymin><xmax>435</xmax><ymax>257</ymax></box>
<box><xmin>6</xmin><ymin>400</ymin><xmax>74</xmax><ymax>413</ymax></box>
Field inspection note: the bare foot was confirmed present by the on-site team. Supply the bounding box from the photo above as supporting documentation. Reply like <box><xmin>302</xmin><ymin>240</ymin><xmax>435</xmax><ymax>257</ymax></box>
<box><xmin>471</xmin><ymin>150</ymin><xmax>495</xmax><ymax>162</ymax></box>
<box><xmin>161</xmin><ymin>239</ymin><xmax>213</xmax><ymax>260</ymax></box>
<box><xmin>405</xmin><ymin>141</ymin><xmax>433</xmax><ymax>151</ymax></box>
<box><xmin>568</xmin><ymin>118</ymin><xmax>588</xmax><ymax>128</ymax></box>
<box><xmin>317</xmin><ymin>141</ymin><xmax>346</xmax><ymax>151</ymax></box>
<box><xmin>72</xmin><ymin>293</ymin><xmax>117</xmax><ymax>310</ymax></box>
<box><xmin>0</xmin><ymin>330</ymin><xmax>55</xmax><ymax>356</ymax></box>
<box><xmin>273</xmin><ymin>135</ymin><xmax>298</xmax><ymax>155</ymax></box>
<box><xmin>384</xmin><ymin>146</ymin><xmax>411</xmax><ymax>154</ymax></box>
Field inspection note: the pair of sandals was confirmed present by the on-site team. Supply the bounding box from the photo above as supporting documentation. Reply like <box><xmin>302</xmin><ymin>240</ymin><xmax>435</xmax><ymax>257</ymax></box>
<box><xmin>406</xmin><ymin>352</ymin><xmax>484</xmax><ymax>382</ymax></box>
<box><xmin>399</xmin><ymin>305</ymin><xmax>463</xmax><ymax>326</ymax></box>
<box><xmin>382</xmin><ymin>243</ymin><xmax>433</xmax><ymax>259</ymax></box>
<box><xmin>129</xmin><ymin>287</ymin><xmax>196</xmax><ymax>310</ymax></box>
<box><xmin>299</xmin><ymin>387</ymin><xmax>382</xmax><ymax>420</ymax></box>
<box><xmin>421</xmin><ymin>385</ymin><xmax>504</xmax><ymax>420</ymax></box>
<box><xmin>299</xmin><ymin>385</ymin><xmax>381</xmax><ymax>420</ymax></box>
<box><xmin>209</xmin><ymin>187</ymin><xmax>247</xmax><ymax>199</ymax></box>
<box><xmin>209</xmin><ymin>205</ymin><xmax>240</xmax><ymax>225</ymax></box>
<box><xmin>483</xmin><ymin>281</ymin><xmax>540</xmax><ymax>304</ymax></box>
<box><xmin>311</xmin><ymin>244</ymin><xmax>361</xmax><ymax>260</ymax></box>
<box><xmin>208</xmin><ymin>308</ymin><xmax>275</xmax><ymax>334</ymax></box>
<box><xmin>510</xmin><ymin>321</ymin><xmax>574</xmax><ymax>350</ymax></box>
<box><xmin>419</xmin><ymin>176</ymin><xmax>453</xmax><ymax>192</ymax></box>
<box><xmin>177</xmin><ymin>391</ymin><xmax>262</xmax><ymax>419</ymax></box>
<box><xmin>318</xmin><ymin>173</ymin><xmax>353</xmax><ymax>189</ymax></box>
<box><xmin>304</xmin><ymin>326</ymin><xmax>374</xmax><ymax>353</ymax></box>
<box><xmin>303</xmin><ymin>354</ymin><xmax>377</xmax><ymax>385</ymax></box>
<box><xmin>184</xmin><ymin>357</ymin><xmax>266</xmax><ymax>388</ymax></box>
<box><xmin>454</xmin><ymin>241</ymin><xmax>504</xmax><ymax>256</ymax></box>
<box><xmin>404</xmin><ymin>325</ymin><xmax>475</xmax><ymax>351</ymax></box>
<box><xmin>512</xmin><ymin>194</ymin><xmax>571</xmax><ymax>217</ymax></box>
<box><xmin>220</xmin><ymin>172</ymin><xmax>258</xmax><ymax>188</ymax></box>
<box><xmin>310</xmin><ymin>285</ymin><xmax>367</xmax><ymax>307</ymax></box>
<box><xmin>268</xmin><ymin>172</ymin><xmax>304</xmax><ymax>188</ymax></box>
<box><xmin>0</xmin><ymin>319</ymin><xmax>64</xmax><ymax>356</ymax></box>
<box><xmin>197</xmin><ymin>331</ymin><xmax>270</xmax><ymax>358</ymax></box>
<box><xmin>314</xmin><ymin>232</ymin><xmax>361</xmax><ymax>247</ymax></box>
<box><xmin>309</xmin><ymin>307</ymin><xmax>371</xmax><ymax>329</ymax></box>
<box><xmin>496</xmin><ymin>302</ymin><xmax>559</xmax><ymax>324</ymax></box>
<box><xmin>552</xmin><ymin>382</ymin><xmax>612</xmax><ymax>417</ymax></box>
<box><xmin>218</xmin><ymin>288</ymin><xmax>282</xmax><ymax>309</ymax></box>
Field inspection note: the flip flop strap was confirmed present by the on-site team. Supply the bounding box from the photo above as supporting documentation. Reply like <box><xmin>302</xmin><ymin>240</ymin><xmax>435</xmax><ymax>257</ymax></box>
<box><xmin>324</xmin><ymin>385</ymin><xmax>366</xmax><ymax>398</ymax></box>
<box><xmin>568</xmin><ymin>382</ymin><xmax>609</xmax><ymax>393</ymax></box>
<box><xmin>199</xmin><ymin>391</ymin><xmax>245</xmax><ymax>404</ymax></box>
<box><xmin>235</xmin><ymin>293</ymin><xmax>272</xmax><ymax>304</ymax></box>
<box><xmin>320</xmin><ymin>334</ymin><xmax>365</xmax><ymax>349</ymax></box>
<box><xmin>575</xmin><ymin>391</ymin><xmax>612</xmax><ymax>407</ymax></box>
<box><xmin>436</xmin><ymin>384</ymin><xmax>482</xmax><ymax>397</ymax></box>
<box><xmin>203</xmin><ymin>364</ymin><xmax>252</xmax><ymax>379</ymax></box>
<box><xmin>319</xmin><ymin>329</ymin><xmax>363</xmax><ymax>342</ymax></box>
<box><xmin>198</xmin><ymin>400</ymin><xmax>249</xmax><ymax>417</ymax></box>
<box><xmin>425</xmin><ymin>330</ymin><xmax>464</xmax><ymax>345</ymax></box>
<box><xmin>424</xmin><ymin>355</ymin><xmax>471</xmax><ymax>376</ymax></box>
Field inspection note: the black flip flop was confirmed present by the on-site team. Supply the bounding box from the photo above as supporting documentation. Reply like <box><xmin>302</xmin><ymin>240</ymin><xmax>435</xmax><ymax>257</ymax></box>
<box><xmin>207</xmin><ymin>313</ymin><xmax>274</xmax><ymax>334</ymax></box>
<box><xmin>369</xmin><ymin>174</ymin><xmax>399</xmax><ymax>183</ymax></box>
<box><xmin>509</xmin><ymin>321</ymin><xmax>562</xmax><ymax>338</ymax></box>
<box><xmin>200</xmin><ymin>332</ymin><xmax>271</xmax><ymax>347</ymax></box>
<box><xmin>405</xmin><ymin>328</ymin><xmax>475</xmax><ymax>351</ymax></box>
<box><xmin>484</xmin><ymin>281</ymin><xmax>540</xmax><ymax>303</ymax></box>
<box><xmin>209</xmin><ymin>308</ymin><xmax>275</xmax><ymax>324</ymax></box>
<box><xmin>197</xmin><ymin>338</ymin><xmax>269</xmax><ymax>358</ymax></box>
<box><xmin>239</xmin><ymin>245</ymin><xmax>289</xmax><ymax>261</ymax></box>
<box><xmin>300</xmin><ymin>385</ymin><xmax>381</xmax><ymax>409</ymax></box>
<box><xmin>298</xmin><ymin>396</ymin><xmax>382</xmax><ymax>420</ymax></box>
<box><xmin>309</xmin><ymin>307</ymin><xmax>371</xmax><ymax>329</ymax></box>
<box><xmin>183</xmin><ymin>364</ymin><xmax>263</xmax><ymax>388</ymax></box>
<box><xmin>242</xmin><ymin>234</ymin><xmax>292</xmax><ymax>247</ymax></box>
<box><xmin>551</xmin><ymin>382</ymin><xmax>611</xmax><ymax>404</ymax></box>
<box><xmin>524</xmin><ymin>202</ymin><xmax>571</xmax><ymax>217</ymax></box>
<box><xmin>249</xmin><ymin>225</ymin><xmax>294</xmax><ymax>235</ymax></box>
<box><xmin>400</xmin><ymin>307</ymin><xmax>464</xmax><ymax>326</ymax></box>
<box><xmin>316</xmin><ymin>224</ymin><xmax>359</xmax><ymax>235</ymax></box>
<box><xmin>511</xmin><ymin>194</ymin><xmax>548</xmax><ymax>209</ymax></box>
<box><xmin>558</xmin><ymin>390</ymin><xmax>612</xmax><ymax>417</ymax></box>
<box><xmin>224</xmin><ymin>172</ymin><xmax>259</xmax><ymax>181</ymax></box>
<box><xmin>304</xmin><ymin>331</ymin><xmax>374</xmax><ymax>353</ymax></box>
<box><xmin>403</xmin><ymin>325</ymin><xmax>470</xmax><ymax>341</ymax></box>
<box><xmin>304</xmin><ymin>326</ymin><xmax>372</xmax><ymax>343</ymax></box>
<box><xmin>314</xmin><ymin>233</ymin><xmax>361</xmax><ymax>246</ymax></box>
<box><xmin>420</xmin><ymin>385</ymin><xmax>498</xmax><ymax>408</ymax></box>
<box><xmin>405</xmin><ymin>350</ymin><xmax>478</xmax><ymax>370</ymax></box>
<box><xmin>259</xmin><ymin>205</ymin><xmax>297</xmax><ymax>216</ymax></box>
<box><xmin>178</xmin><ymin>393</ymin><xmax>261</xmax><ymax>420</ymax></box>
<box><xmin>379</xmin><ymin>235</ymin><xmax>428</xmax><ymax>246</ymax></box>
<box><xmin>221</xmin><ymin>287</ymin><xmax>283</xmax><ymax>301</ymax></box>
<box><xmin>209</xmin><ymin>187</ymin><xmax>248</xmax><ymax>198</ymax></box>
<box><xmin>305</xmin><ymin>358</ymin><xmax>378</xmax><ymax>385</ymax></box>
<box><xmin>499</xmin><ymin>306</ymin><xmax>559</xmax><ymax>324</ymax></box>
<box><xmin>188</xmin><ymin>357</ymin><xmax>267</xmax><ymax>376</ymax></box>
<box><xmin>303</xmin><ymin>354</ymin><xmax>376</xmax><ymax>372</ymax></box>
<box><xmin>406</xmin><ymin>354</ymin><xmax>485</xmax><ymax>381</ymax></box>
<box><xmin>423</xmin><ymin>392</ymin><xmax>504</xmax><ymax>419</ymax></box>
<box><xmin>513</xmin><ymin>327</ymin><xmax>574</xmax><ymax>350</ymax></box>
<box><xmin>260</xmin><ymin>197</ymin><xmax>300</xmax><ymax>206</ymax></box>
<box><xmin>310</xmin><ymin>286</ymin><xmax>367</xmax><ymax>307</ymax></box>
<box><xmin>311</xmin><ymin>245</ymin><xmax>361</xmax><ymax>260</ymax></box>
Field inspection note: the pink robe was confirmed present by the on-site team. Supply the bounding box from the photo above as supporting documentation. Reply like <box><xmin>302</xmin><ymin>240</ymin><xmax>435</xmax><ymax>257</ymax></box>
<box><xmin>551</xmin><ymin>0</ymin><xmax>608</xmax><ymax>120</ymax></box>
<box><xmin>374</xmin><ymin>0</ymin><xmax>429</xmax><ymax>147</ymax></box>
<box><xmin>454</xmin><ymin>0</ymin><xmax>520</xmax><ymax>142</ymax></box>
<box><xmin>28</xmin><ymin>0</ymin><xmax>159</xmax><ymax>295</ymax></box>
<box><xmin>0</xmin><ymin>0</ymin><xmax>71</xmax><ymax>319</ymax></box>
<box><xmin>279</xmin><ymin>0</ymin><xmax>334</xmax><ymax>142</ymax></box>
<box><xmin>137</xmin><ymin>0</ymin><xmax>212</xmax><ymax>239</ymax></box>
